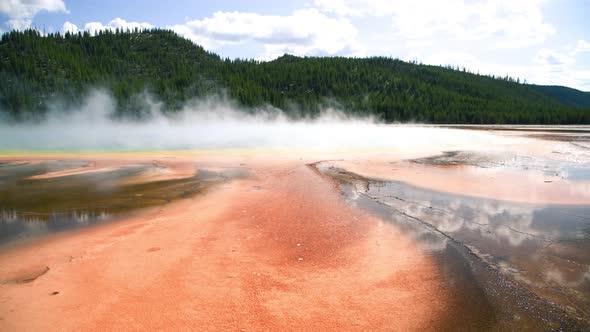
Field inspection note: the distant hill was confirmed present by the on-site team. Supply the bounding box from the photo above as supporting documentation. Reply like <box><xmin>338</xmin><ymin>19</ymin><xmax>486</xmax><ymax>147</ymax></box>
<box><xmin>1</xmin><ymin>28</ymin><xmax>589</xmax><ymax>124</ymax></box>
<box><xmin>530</xmin><ymin>85</ymin><xmax>590</xmax><ymax>110</ymax></box>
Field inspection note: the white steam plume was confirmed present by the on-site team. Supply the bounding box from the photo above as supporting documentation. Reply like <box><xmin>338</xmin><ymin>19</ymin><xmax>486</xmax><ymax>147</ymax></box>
<box><xmin>0</xmin><ymin>89</ymin><xmax>521</xmax><ymax>153</ymax></box>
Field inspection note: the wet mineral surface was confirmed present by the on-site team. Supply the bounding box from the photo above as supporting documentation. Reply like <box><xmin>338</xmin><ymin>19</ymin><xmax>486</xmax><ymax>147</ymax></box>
<box><xmin>0</xmin><ymin>126</ymin><xmax>589</xmax><ymax>331</ymax></box>
<box><xmin>0</xmin><ymin>160</ymin><xmax>246</xmax><ymax>245</ymax></box>
<box><xmin>316</xmin><ymin>161</ymin><xmax>590</xmax><ymax>330</ymax></box>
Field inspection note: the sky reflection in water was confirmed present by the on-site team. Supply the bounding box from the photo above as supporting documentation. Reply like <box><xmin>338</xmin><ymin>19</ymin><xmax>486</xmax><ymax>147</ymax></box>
<box><xmin>334</xmin><ymin>170</ymin><xmax>590</xmax><ymax>321</ymax></box>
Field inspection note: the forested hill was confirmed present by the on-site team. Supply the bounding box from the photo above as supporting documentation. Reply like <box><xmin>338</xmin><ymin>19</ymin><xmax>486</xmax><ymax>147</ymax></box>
<box><xmin>2</xmin><ymin>28</ymin><xmax>590</xmax><ymax>124</ymax></box>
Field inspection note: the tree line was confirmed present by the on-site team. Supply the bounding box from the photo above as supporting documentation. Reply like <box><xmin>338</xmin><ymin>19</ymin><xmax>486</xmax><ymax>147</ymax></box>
<box><xmin>1</xmin><ymin>28</ymin><xmax>589</xmax><ymax>124</ymax></box>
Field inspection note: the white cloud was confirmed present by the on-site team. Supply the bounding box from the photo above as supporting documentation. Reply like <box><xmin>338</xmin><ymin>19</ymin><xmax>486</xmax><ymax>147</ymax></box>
<box><xmin>62</xmin><ymin>21</ymin><xmax>78</xmax><ymax>34</ymax></box>
<box><xmin>169</xmin><ymin>9</ymin><xmax>362</xmax><ymax>60</ymax></box>
<box><xmin>313</xmin><ymin>0</ymin><xmax>393</xmax><ymax>16</ymax></box>
<box><xmin>534</xmin><ymin>49</ymin><xmax>575</xmax><ymax>67</ymax></box>
<box><xmin>0</xmin><ymin>0</ymin><xmax>67</xmax><ymax>30</ymax></box>
<box><xmin>531</xmin><ymin>49</ymin><xmax>590</xmax><ymax>90</ymax></box>
<box><xmin>83</xmin><ymin>17</ymin><xmax>153</xmax><ymax>35</ymax></box>
<box><xmin>406</xmin><ymin>48</ymin><xmax>590</xmax><ymax>91</ymax></box>
<box><xmin>574</xmin><ymin>39</ymin><xmax>590</xmax><ymax>54</ymax></box>
<box><xmin>314</xmin><ymin>0</ymin><xmax>555</xmax><ymax>48</ymax></box>
<box><xmin>314</xmin><ymin>0</ymin><xmax>590</xmax><ymax>89</ymax></box>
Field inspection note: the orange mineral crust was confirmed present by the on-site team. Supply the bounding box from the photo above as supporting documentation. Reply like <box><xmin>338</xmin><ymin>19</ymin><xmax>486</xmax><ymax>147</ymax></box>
<box><xmin>0</xmin><ymin>158</ymin><xmax>452</xmax><ymax>331</ymax></box>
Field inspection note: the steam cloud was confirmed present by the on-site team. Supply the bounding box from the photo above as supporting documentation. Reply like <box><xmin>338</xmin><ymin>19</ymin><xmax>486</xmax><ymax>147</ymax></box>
<box><xmin>0</xmin><ymin>90</ymin><xmax>517</xmax><ymax>152</ymax></box>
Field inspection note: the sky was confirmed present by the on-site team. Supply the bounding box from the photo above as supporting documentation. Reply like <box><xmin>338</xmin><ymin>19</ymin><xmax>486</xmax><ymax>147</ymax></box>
<box><xmin>1</xmin><ymin>0</ymin><xmax>589</xmax><ymax>91</ymax></box>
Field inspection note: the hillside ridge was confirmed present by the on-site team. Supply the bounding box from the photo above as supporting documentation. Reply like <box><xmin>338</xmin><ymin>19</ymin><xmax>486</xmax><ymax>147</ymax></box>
<box><xmin>1</xmin><ymin>28</ymin><xmax>589</xmax><ymax>124</ymax></box>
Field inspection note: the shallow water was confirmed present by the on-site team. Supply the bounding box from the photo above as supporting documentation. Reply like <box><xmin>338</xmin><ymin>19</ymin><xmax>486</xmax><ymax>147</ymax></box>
<box><xmin>0</xmin><ymin>160</ymin><xmax>245</xmax><ymax>245</ymax></box>
<box><xmin>319</xmin><ymin>163</ymin><xmax>590</xmax><ymax>329</ymax></box>
<box><xmin>412</xmin><ymin>150</ymin><xmax>590</xmax><ymax>180</ymax></box>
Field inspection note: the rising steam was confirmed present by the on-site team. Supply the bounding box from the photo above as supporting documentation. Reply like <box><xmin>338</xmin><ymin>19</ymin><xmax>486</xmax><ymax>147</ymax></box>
<box><xmin>0</xmin><ymin>89</ymin><xmax>520</xmax><ymax>153</ymax></box>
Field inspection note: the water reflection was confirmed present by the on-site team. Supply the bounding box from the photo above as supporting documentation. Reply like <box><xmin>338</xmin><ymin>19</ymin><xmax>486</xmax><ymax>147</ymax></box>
<box><xmin>1</xmin><ymin>209</ymin><xmax>113</xmax><ymax>243</ymax></box>
<box><xmin>0</xmin><ymin>160</ymin><xmax>247</xmax><ymax>245</ymax></box>
<box><xmin>323</xmin><ymin>164</ymin><xmax>590</xmax><ymax>324</ymax></box>
<box><xmin>374</xmin><ymin>181</ymin><xmax>589</xmax><ymax>310</ymax></box>
<box><xmin>411</xmin><ymin>150</ymin><xmax>590</xmax><ymax>180</ymax></box>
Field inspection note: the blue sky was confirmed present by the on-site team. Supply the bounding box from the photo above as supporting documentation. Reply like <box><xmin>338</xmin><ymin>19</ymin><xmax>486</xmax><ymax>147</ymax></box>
<box><xmin>1</xmin><ymin>0</ymin><xmax>589</xmax><ymax>90</ymax></box>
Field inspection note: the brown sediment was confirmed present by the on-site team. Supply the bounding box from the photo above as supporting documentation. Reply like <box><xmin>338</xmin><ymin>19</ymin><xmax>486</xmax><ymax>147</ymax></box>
<box><xmin>26</xmin><ymin>157</ymin><xmax>197</xmax><ymax>182</ymax></box>
<box><xmin>0</xmin><ymin>155</ymin><xmax>451</xmax><ymax>331</ymax></box>
<box><xmin>1</xmin><ymin>266</ymin><xmax>50</xmax><ymax>284</ymax></box>
<box><xmin>0</xmin><ymin>159</ymin><xmax>220</xmax><ymax>226</ymax></box>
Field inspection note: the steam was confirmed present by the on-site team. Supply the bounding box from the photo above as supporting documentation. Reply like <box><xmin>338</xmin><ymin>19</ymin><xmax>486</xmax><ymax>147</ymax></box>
<box><xmin>0</xmin><ymin>89</ymin><xmax>519</xmax><ymax>153</ymax></box>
